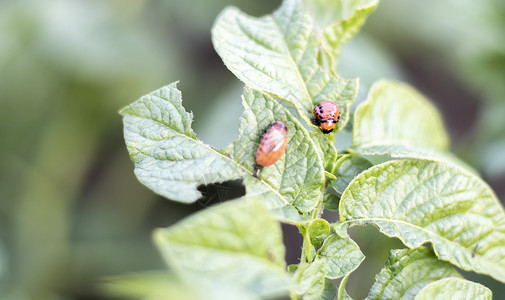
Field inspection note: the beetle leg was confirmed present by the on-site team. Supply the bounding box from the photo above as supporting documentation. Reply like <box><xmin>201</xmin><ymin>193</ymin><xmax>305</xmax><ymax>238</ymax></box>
<box><xmin>252</xmin><ymin>164</ymin><xmax>261</xmax><ymax>178</ymax></box>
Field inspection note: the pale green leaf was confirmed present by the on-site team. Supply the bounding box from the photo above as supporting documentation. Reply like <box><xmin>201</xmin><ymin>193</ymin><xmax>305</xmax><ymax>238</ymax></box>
<box><xmin>242</xmin><ymin>176</ymin><xmax>311</xmax><ymax>223</ymax></box>
<box><xmin>154</xmin><ymin>197</ymin><xmax>291</xmax><ymax>299</ymax></box>
<box><xmin>212</xmin><ymin>0</ymin><xmax>358</xmax><ymax>130</ymax></box>
<box><xmin>340</xmin><ymin>159</ymin><xmax>505</xmax><ymax>283</ymax></box>
<box><xmin>229</xmin><ymin>88</ymin><xmax>326</xmax><ymax>215</ymax></box>
<box><xmin>315</xmin><ymin>233</ymin><xmax>365</xmax><ymax>279</ymax></box>
<box><xmin>348</xmin><ymin>144</ymin><xmax>476</xmax><ymax>174</ymax></box>
<box><xmin>101</xmin><ymin>271</ymin><xmax>197</xmax><ymax>300</ymax></box>
<box><xmin>120</xmin><ymin>82</ymin><xmax>244</xmax><ymax>202</ymax></box>
<box><xmin>309</xmin><ymin>131</ymin><xmax>339</xmax><ymax>173</ymax></box>
<box><xmin>351</xmin><ymin>79</ymin><xmax>475</xmax><ymax>174</ymax></box>
<box><xmin>367</xmin><ymin>247</ymin><xmax>461</xmax><ymax>300</ymax></box>
<box><xmin>292</xmin><ymin>260</ymin><xmax>327</xmax><ymax>300</ymax></box>
<box><xmin>329</xmin><ymin>154</ymin><xmax>372</xmax><ymax>195</ymax></box>
<box><xmin>353</xmin><ymin>80</ymin><xmax>449</xmax><ymax>151</ymax></box>
<box><xmin>303</xmin><ymin>0</ymin><xmax>379</xmax><ymax>63</ymax></box>
<box><xmin>121</xmin><ymin>83</ymin><xmax>325</xmax><ymax>223</ymax></box>
<box><xmin>414</xmin><ymin>277</ymin><xmax>492</xmax><ymax>300</ymax></box>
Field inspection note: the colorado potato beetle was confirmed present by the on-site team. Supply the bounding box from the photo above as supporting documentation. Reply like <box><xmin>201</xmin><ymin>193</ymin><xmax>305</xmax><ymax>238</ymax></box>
<box><xmin>313</xmin><ymin>101</ymin><xmax>340</xmax><ymax>133</ymax></box>
<box><xmin>253</xmin><ymin>121</ymin><xmax>288</xmax><ymax>177</ymax></box>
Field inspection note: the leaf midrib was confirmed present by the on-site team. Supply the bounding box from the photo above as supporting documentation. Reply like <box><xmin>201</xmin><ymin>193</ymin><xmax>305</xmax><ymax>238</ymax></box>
<box><xmin>272</xmin><ymin>10</ymin><xmax>312</xmax><ymax>109</ymax></box>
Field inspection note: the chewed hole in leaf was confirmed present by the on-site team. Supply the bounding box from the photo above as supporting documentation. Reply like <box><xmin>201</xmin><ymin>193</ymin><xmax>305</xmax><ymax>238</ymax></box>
<box><xmin>196</xmin><ymin>179</ymin><xmax>245</xmax><ymax>208</ymax></box>
<box><xmin>343</xmin><ymin>224</ymin><xmax>406</xmax><ymax>299</ymax></box>
<box><xmin>321</xmin><ymin>207</ymin><xmax>339</xmax><ymax>222</ymax></box>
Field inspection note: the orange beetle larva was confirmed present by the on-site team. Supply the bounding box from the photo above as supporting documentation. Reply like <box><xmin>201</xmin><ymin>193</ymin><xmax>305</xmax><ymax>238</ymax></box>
<box><xmin>313</xmin><ymin>100</ymin><xmax>340</xmax><ymax>133</ymax></box>
<box><xmin>253</xmin><ymin>121</ymin><xmax>288</xmax><ymax>178</ymax></box>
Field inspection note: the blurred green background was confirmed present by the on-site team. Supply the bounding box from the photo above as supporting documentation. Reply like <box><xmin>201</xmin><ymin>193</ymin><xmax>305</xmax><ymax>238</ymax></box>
<box><xmin>1</xmin><ymin>0</ymin><xmax>504</xmax><ymax>299</ymax></box>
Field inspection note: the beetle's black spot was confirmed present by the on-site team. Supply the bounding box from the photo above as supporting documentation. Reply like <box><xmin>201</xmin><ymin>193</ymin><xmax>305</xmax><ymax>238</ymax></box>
<box><xmin>322</xmin><ymin>128</ymin><xmax>333</xmax><ymax>134</ymax></box>
<box><xmin>319</xmin><ymin>109</ymin><xmax>324</xmax><ymax>113</ymax></box>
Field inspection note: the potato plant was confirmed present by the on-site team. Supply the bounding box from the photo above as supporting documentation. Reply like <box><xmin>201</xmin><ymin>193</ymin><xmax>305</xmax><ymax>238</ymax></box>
<box><xmin>115</xmin><ymin>0</ymin><xmax>504</xmax><ymax>299</ymax></box>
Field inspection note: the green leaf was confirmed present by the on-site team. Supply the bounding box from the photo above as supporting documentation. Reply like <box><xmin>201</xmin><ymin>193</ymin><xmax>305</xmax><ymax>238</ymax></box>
<box><xmin>288</xmin><ymin>264</ymin><xmax>299</xmax><ymax>274</ymax></box>
<box><xmin>353</xmin><ymin>80</ymin><xmax>449</xmax><ymax>151</ymax></box>
<box><xmin>121</xmin><ymin>83</ymin><xmax>326</xmax><ymax>223</ymax></box>
<box><xmin>309</xmin><ymin>131</ymin><xmax>339</xmax><ymax>173</ymax></box>
<box><xmin>229</xmin><ymin>88</ymin><xmax>326</xmax><ymax>216</ymax></box>
<box><xmin>324</xmin><ymin>193</ymin><xmax>340</xmax><ymax>211</ymax></box>
<box><xmin>120</xmin><ymin>82</ymin><xmax>244</xmax><ymax>202</ymax></box>
<box><xmin>315</xmin><ymin>233</ymin><xmax>365</xmax><ymax>279</ymax></box>
<box><xmin>338</xmin><ymin>273</ymin><xmax>353</xmax><ymax>300</ymax></box>
<box><xmin>212</xmin><ymin>0</ymin><xmax>358</xmax><ymax>131</ymax></box>
<box><xmin>348</xmin><ymin>144</ymin><xmax>476</xmax><ymax>174</ymax></box>
<box><xmin>414</xmin><ymin>277</ymin><xmax>492</xmax><ymax>300</ymax></box>
<box><xmin>154</xmin><ymin>197</ymin><xmax>291</xmax><ymax>299</ymax></box>
<box><xmin>322</xmin><ymin>279</ymin><xmax>338</xmax><ymax>300</ymax></box>
<box><xmin>367</xmin><ymin>247</ymin><xmax>461</xmax><ymax>300</ymax></box>
<box><xmin>101</xmin><ymin>271</ymin><xmax>197</xmax><ymax>300</ymax></box>
<box><xmin>292</xmin><ymin>260</ymin><xmax>327</xmax><ymax>300</ymax></box>
<box><xmin>308</xmin><ymin>218</ymin><xmax>331</xmax><ymax>246</ymax></box>
<box><xmin>302</xmin><ymin>0</ymin><xmax>379</xmax><ymax>63</ymax></box>
<box><xmin>329</xmin><ymin>154</ymin><xmax>372</xmax><ymax>195</ymax></box>
<box><xmin>340</xmin><ymin>159</ymin><xmax>505</xmax><ymax>283</ymax></box>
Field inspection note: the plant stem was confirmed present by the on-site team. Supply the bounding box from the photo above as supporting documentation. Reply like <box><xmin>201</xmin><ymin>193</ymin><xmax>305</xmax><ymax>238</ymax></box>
<box><xmin>300</xmin><ymin>229</ymin><xmax>312</xmax><ymax>263</ymax></box>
